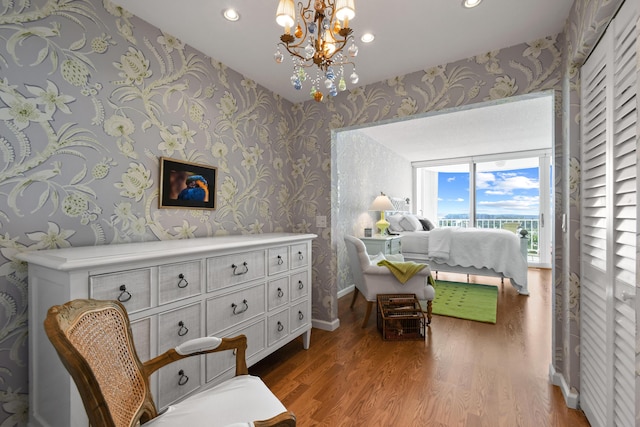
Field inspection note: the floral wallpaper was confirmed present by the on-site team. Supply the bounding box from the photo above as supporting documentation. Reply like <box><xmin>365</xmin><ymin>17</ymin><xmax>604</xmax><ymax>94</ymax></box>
<box><xmin>0</xmin><ymin>1</ymin><xmax>308</xmax><ymax>424</ymax></box>
<box><xmin>0</xmin><ymin>0</ymin><xmax>633</xmax><ymax>425</ymax></box>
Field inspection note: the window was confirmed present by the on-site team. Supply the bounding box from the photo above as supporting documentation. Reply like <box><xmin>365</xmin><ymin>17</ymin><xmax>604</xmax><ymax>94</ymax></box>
<box><xmin>415</xmin><ymin>151</ymin><xmax>551</xmax><ymax>267</ymax></box>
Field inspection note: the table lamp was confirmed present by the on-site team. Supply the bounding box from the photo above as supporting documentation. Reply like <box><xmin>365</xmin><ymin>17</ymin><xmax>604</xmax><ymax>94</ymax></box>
<box><xmin>369</xmin><ymin>193</ymin><xmax>394</xmax><ymax>235</ymax></box>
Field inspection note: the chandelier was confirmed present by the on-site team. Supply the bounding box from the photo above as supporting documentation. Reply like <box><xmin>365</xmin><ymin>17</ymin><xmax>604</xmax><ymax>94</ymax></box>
<box><xmin>274</xmin><ymin>0</ymin><xmax>359</xmax><ymax>102</ymax></box>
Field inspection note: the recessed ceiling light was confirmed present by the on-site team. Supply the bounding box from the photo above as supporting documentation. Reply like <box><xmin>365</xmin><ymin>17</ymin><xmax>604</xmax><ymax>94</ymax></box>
<box><xmin>462</xmin><ymin>0</ymin><xmax>482</xmax><ymax>8</ymax></box>
<box><xmin>360</xmin><ymin>33</ymin><xmax>375</xmax><ymax>43</ymax></box>
<box><xmin>223</xmin><ymin>8</ymin><xmax>240</xmax><ymax>21</ymax></box>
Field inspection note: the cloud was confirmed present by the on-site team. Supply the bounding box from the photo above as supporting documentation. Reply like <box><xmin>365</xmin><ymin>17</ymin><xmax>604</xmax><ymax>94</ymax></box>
<box><xmin>479</xmin><ymin>172</ymin><xmax>539</xmax><ymax>195</ymax></box>
<box><xmin>447</xmin><ymin>177</ymin><xmax>456</xmax><ymax>182</ymax></box>
<box><xmin>476</xmin><ymin>172</ymin><xmax>495</xmax><ymax>189</ymax></box>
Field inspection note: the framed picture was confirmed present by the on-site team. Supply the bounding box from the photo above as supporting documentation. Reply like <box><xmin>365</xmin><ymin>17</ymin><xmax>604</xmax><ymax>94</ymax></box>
<box><xmin>159</xmin><ymin>157</ymin><xmax>217</xmax><ymax>209</ymax></box>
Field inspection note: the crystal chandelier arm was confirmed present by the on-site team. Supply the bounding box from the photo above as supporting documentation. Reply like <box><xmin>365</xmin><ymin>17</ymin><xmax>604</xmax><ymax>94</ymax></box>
<box><xmin>294</xmin><ymin>58</ymin><xmax>356</xmax><ymax>70</ymax></box>
<box><xmin>278</xmin><ymin>0</ymin><xmax>318</xmax><ymax>54</ymax></box>
<box><xmin>277</xmin><ymin>41</ymin><xmax>307</xmax><ymax>62</ymax></box>
<box><xmin>324</xmin><ymin>33</ymin><xmax>352</xmax><ymax>62</ymax></box>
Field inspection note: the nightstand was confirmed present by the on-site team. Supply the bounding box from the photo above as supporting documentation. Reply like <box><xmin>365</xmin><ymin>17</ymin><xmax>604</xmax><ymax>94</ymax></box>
<box><xmin>360</xmin><ymin>235</ymin><xmax>402</xmax><ymax>256</ymax></box>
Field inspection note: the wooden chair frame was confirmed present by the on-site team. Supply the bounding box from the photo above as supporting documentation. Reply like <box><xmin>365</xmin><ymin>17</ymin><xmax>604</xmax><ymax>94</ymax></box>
<box><xmin>44</xmin><ymin>299</ymin><xmax>295</xmax><ymax>427</ymax></box>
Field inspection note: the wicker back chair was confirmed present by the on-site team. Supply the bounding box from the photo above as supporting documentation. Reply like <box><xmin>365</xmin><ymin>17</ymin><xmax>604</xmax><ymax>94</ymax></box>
<box><xmin>44</xmin><ymin>299</ymin><xmax>296</xmax><ymax>427</ymax></box>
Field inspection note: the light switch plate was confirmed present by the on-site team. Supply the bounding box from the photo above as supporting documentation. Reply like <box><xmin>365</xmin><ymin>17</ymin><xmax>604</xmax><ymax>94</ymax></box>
<box><xmin>316</xmin><ymin>215</ymin><xmax>327</xmax><ymax>228</ymax></box>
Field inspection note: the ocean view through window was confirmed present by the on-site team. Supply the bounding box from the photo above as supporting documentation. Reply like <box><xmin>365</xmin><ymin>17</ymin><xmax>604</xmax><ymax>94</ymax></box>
<box><xmin>415</xmin><ymin>154</ymin><xmax>551</xmax><ymax>266</ymax></box>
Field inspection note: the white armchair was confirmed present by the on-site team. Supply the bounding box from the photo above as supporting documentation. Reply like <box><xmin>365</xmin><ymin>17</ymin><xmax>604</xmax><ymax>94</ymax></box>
<box><xmin>344</xmin><ymin>235</ymin><xmax>435</xmax><ymax>328</ymax></box>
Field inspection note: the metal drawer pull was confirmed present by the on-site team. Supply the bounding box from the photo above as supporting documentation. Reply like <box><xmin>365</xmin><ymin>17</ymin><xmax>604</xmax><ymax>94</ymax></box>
<box><xmin>277</xmin><ymin>288</ymin><xmax>284</xmax><ymax>298</ymax></box>
<box><xmin>298</xmin><ymin>311</ymin><xmax>304</xmax><ymax>320</ymax></box>
<box><xmin>118</xmin><ymin>285</ymin><xmax>132</xmax><ymax>302</ymax></box>
<box><xmin>277</xmin><ymin>255</ymin><xmax>283</xmax><ymax>265</ymax></box>
<box><xmin>298</xmin><ymin>251</ymin><xmax>304</xmax><ymax>260</ymax></box>
<box><xmin>298</xmin><ymin>280</ymin><xmax>304</xmax><ymax>290</ymax></box>
<box><xmin>178</xmin><ymin>369</ymin><xmax>189</xmax><ymax>386</ymax></box>
<box><xmin>177</xmin><ymin>273</ymin><xmax>188</xmax><ymax>288</ymax></box>
<box><xmin>231</xmin><ymin>262</ymin><xmax>248</xmax><ymax>275</ymax></box>
<box><xmin>231</xmin><ymin>299</ymin><xmax>249</xmax><ymax>315</ymax></box>
<box><xmin>177</xmin><ymin>321</ymin><xmax>189</xmax><ymax>336</ymax></box>
<box><xmin>277</xmin><ymin>321</ymin><xmax>284</xmax><ymax>332</ymax></box>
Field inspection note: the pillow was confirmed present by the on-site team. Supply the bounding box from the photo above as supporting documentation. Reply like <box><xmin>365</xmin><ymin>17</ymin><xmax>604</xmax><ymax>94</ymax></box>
<box><xmin>387</xmin><ymin>214</ymin><xmax>404</xmax><ymax>232</ymax></box>
<box><xmin>418</xmin><ymin>217</ymin><xmax>435</xmax><ymax>231</ymax></box>
<box><xmin>369</xmin><ymin>252</ymin><xmax>386</xmax><ymax>265</ymax></box>
<box><xmin>399</xmin><ymin>214</ymin><xmax>422</xmax><ymax>232</ymax></box>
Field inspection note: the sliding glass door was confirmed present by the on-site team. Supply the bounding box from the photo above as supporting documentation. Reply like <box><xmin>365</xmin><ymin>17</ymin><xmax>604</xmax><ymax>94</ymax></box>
<box><xmin>414</xmin><ymin>151</ymin><xmax>552</xmax><ymax>267</ymax></box>
<box><xmin>415</xmin><ymin>162</ymin><xmax>470</xmax><ymax>227</ymax></box>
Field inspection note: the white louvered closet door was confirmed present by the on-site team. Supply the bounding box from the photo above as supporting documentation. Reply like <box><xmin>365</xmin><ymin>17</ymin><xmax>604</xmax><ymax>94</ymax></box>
<box><xmin>579</xmin><ymin>1</ymin><xmax>637</xmax><ymax>426</ymax></box>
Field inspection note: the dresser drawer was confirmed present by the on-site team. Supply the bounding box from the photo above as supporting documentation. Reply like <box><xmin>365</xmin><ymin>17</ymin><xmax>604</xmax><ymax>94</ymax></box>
<box><xmin>205</xmin><ymin>319</ymin><xmax>266</xmax><ymax>383</ymax></box>
<box><xmin>206</xmin><ymin>284</ymin><xmax>265</xmax><ymax>334</ymax></box>
<box><xmin>207</xmin><ymin>250</ymin><xmax>265</xmax><ymax>291</ymax></box>
<box><xmin>267</xmin><ymin>276</ymin><xmax>289</xmax><ymax>311</ymax></box>
<box><xmin>290</xmin><ymin>300</ymin><xmax>310</xmax><ymax>335</ymax></box>
<box><xmin>290</xmin><ymin>270</ymin><xmax>309</xmax><ymax>301</ymax></box>
<box><xmin>158</xmin><ymin>261</ymin><xmax>201</xmax><ymax>305</ymax></box>
<box><xmin>267</xmin><ymin>246</ymin><xmax>289</xmax><ymax>275</ymax></box>
<box><xmin>158</xmin><ymin>356</ymin><xmax>201</xmax><ymax>409</ymax></box>
<box><xmin>158</xmin><ymin>303</ymin><xmax>201</xmax><ymax>353</ymax></box>
<box><xmin>290</xmin><ymin>242</ymin><xmax>309</xmax><ymax>270</ymax></box>
<box><xmin>90</xmin><ymin>268</ymin><xmax>152</xmax><ymax>313</ymax></box>
<box><xmin>130</xmin><ymin>316</ymin><xmax>152</xmax><ymax>362</ymax></box>
<box><xmin>267</xmin><ymin>309</ymin><xmax>289</xmax><ymax>347</ymax></box>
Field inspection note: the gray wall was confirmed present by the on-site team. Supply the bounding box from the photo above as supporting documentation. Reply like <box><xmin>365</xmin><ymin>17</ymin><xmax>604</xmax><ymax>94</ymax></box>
<box><xmin>334</xmin><ymin>130</ymin><xmax>412</xmax><ymax>296</ymax></box>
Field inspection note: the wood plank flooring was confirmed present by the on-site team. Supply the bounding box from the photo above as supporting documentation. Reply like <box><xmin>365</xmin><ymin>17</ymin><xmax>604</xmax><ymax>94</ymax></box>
<box><xmin>249</xmin><ymin>269</ymin><xmax>590</xmax><ymax>426</ymax></box>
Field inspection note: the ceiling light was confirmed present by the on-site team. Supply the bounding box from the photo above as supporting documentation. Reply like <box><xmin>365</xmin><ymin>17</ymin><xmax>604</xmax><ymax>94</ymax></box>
<box><xmin>223</xmin><ymin>8</ymin><xmax>240</xmax><ymax>21</ymax></box>
<box><xmin>360</xmin><ymin>33</ymin><xmax>374</xmax><ymax>43</ymax></box>
<box><xmin>462</xmin><ymin>0</ymin><xmax>482</xmax><ymax>8</ymax></box>
<box><xmin>274</xmin><ymin>0</ymin><xmax>359</xmax><ymax>102</ymax></box>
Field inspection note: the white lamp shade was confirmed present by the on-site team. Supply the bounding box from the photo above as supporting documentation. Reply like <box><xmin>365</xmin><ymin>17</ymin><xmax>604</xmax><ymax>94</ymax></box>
<box><xmin>335</xmin><ymin>0</ymin><xmax>355</xmax><ymax>21</ymax></box>
<box><xmin>276</xmin><ymin>0</ymin><xmax>295</xmax><ymax>28</ymax></box>
<box><xmin>369</xmin><ymin>195</ymin><xmax>394</xmax><ymax>211</ymax></box>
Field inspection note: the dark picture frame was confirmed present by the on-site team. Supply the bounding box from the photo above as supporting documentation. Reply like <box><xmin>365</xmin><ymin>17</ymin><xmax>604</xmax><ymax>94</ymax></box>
<box><xmin>159</xmin><ymin>157</ymin><xmax>217</xmax><ymax>210</ymax></box>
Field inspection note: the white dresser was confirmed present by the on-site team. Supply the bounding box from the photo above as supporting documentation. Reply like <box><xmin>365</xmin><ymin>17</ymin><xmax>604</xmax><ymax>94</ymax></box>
<box><xmin>19</xmin><ymin>232</ymin><xmax>316</xmax><ymax>427</ymax></box>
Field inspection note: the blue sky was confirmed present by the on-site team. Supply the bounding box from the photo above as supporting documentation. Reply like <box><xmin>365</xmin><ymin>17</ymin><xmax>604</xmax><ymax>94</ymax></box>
<box><xmin>438</xmin><ymin>167</ymin><xmax>540</xmax><ymax>217</ymax></box>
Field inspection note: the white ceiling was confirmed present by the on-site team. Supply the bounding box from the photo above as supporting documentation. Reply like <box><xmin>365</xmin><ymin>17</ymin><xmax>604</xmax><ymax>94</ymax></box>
<box><xmin>354</xmin><ymin>93</ymin><xmax>554</xmax><ymax>162</ymax></box>
<box><xmin>112</xmin><ymin>0</ymin><xmax>574</xmax><ymax>104</ymax></box>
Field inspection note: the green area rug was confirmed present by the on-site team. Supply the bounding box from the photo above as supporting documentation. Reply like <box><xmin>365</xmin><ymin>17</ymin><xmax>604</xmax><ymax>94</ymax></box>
<box><xmin>421</xmin><ymin>280</ymin><xmax>498</xmax><ymax>324</ymax></box>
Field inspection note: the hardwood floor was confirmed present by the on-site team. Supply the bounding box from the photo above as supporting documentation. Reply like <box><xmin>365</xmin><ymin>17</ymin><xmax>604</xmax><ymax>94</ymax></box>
<box><xmin>249</xmin><ymin>269</ymin><xmax>590</xmax><ymax>426</ymax></box>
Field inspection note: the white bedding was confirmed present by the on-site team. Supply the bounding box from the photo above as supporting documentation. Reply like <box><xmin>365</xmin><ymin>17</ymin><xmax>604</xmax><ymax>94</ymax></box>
<box><xmin>400</xmin><ymin>227</ymin><xmax>529</xmax><ymax>295</ymax></box>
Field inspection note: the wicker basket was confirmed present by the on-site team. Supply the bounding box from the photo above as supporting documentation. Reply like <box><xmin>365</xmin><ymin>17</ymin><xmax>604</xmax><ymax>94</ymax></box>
<box><xmin>376</xmin><ymin>294</ymin><xmax>426</xmax><ymax>341</ymax></box>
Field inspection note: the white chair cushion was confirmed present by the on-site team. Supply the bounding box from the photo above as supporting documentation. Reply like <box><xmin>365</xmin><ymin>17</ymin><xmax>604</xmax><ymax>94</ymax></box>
<box><xmin>385</xmin><ymin>253</ymin><xmax>405</xmax><ymax>262</ymax></box>
<box><xmin>369</xmin><ymin>252</ymin><xmax>386</xmax><ymax>265</ymax></box>
<box><xmin>144</xmin><ymin>375</ymin><xmax>287</xmax><ymax>427</ymax></box>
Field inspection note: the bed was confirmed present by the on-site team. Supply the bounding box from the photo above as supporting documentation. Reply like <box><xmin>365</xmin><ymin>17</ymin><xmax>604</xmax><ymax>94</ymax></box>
<box><xmin>386</xmin><ymin>211</ymin><xmax>529</xmax><ymax>295</ymax></box>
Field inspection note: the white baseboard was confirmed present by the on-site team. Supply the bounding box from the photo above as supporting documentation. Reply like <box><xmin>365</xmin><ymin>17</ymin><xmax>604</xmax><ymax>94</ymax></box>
<box><xmin>549</xmin><ymin>363</ymin><xmax>579</xmax><ymax>409</ymax></box>
<box><xmin>312</xmin><ymin>286</ymin><xmax>353</xmax><ymax>331</ymax></box>
<box><xmin>312</xmin><ymin>318</ymin><xmax>340</xmax><ymax>331</ymax></box>
<box><xmin>338</xmin><ymin>284</ymin><xmax>355</xmax><ymax>299</ymax></box>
